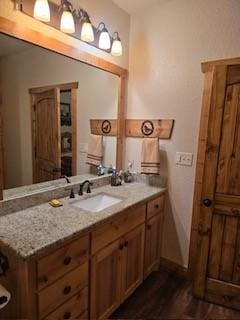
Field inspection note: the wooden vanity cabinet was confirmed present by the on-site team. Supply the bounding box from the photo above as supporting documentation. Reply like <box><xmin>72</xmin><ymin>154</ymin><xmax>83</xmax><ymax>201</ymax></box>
<box><xmin>144</xmin><ymin>195</ymin><xmax>165</xmax><ymax>278</ymax></box>
<box><xmin>90</xmin><ymin>239</ymin><xmax>122</xmax><ymax>320</ymax></box>
<box><xmin>0</xmin><ymin>193</ymin><xmax>165</xmax><ymax>320</ymax></box>
<box><xmin>90</xmin><ymin>223</ymin><xmax>145</xmax><ymax>320</ymax></box>
<box><xmin>121</xmin><ymin>224</ymin><xmax>145</xmax><ymax>300</ymax></box>
<box><xmin>38</xmin><ymin>235</ymin><xmax>90</xmax><ymax>319</ymax></box>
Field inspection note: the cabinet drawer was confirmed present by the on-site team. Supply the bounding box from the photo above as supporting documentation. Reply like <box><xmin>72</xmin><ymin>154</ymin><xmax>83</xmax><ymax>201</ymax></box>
<box><xmin>38</xmin><ymin>262</ymin><xmax>88</xmax><ymax>319</ymax></box>
<box><xmin>38</xmin><ymin>235</ymin><xmax>89</xmax><ymax>290</ymax></box>
<box><xmin>147</xmin><ymin>195</ymin><xmax>165</xmax><ymax>219</ymax></box>
<box><xmin>44</xmin><ymin>287</ymin><xmax>88</xmax><ymax>320</ymax></box>
<box><xmin>92</xmin><ymin>204</ymin><xmax>146</xmax><ymax>255</ymax></box>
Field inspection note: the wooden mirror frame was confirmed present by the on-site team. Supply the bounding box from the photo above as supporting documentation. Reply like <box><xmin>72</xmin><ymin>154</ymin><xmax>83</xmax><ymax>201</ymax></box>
<box><xmin>0</xmin><ymin>16</ymin><xmax>128</xmax><ymax>200</ymax></box>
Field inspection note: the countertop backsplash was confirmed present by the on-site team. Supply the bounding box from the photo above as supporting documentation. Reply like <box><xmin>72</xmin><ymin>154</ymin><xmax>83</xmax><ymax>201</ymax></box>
<box><xmin>0</xmin><ymin>173</ymin><xmax>166</xmax><ymax>217</ymax></box>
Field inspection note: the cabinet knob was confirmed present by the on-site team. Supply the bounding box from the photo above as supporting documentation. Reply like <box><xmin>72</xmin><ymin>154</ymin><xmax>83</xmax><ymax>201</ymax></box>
<box><xmin>63</xmin><ymin>256</ymin><xmax>72</xmax><ymax>266</ymax></box>
<box><xmin>64</xmin><ymin>311</ymin><xmax>72</xmax><ymax>319</ymax></box>
<box><xmin>147</xmin><ymin>225</ymin><xmax>151</xmax><ymax>230</ymax></box>
<box><xmin>155</xmin><ymin>204</ymin><xmax>159</xmax><ymax>210</ymax></box>
<box><xmin>63</xmin><ymin>286</ymin><xmax>71</xmax><ymax>295</ymax></box>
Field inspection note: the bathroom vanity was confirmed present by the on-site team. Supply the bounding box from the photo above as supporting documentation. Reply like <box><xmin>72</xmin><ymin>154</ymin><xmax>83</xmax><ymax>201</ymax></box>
<box><xmin>0</xmin><ymin>182</ymin><xmax>165</xmax><ymax>319</ymax></box>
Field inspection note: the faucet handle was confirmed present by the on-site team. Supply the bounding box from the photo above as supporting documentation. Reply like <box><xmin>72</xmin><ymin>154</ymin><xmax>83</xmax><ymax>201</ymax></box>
<box><xmin>87</xmin><ymin>182</ymin><xmax>93</xmax><ymax>194</ymax></box>
<box><xmin>70</xmin><ymin>188</ymin><xmax>75</xmax><ymax>199</ymax></box>
<box><xmin>78</xmin><ymin>184</ymin><xmax>83</xmax><ymax>196</ymax></box>
<box><xmin>87</xmin><ymin>186</ymin><xmax>91</xmax><ymax>194</ymax></box>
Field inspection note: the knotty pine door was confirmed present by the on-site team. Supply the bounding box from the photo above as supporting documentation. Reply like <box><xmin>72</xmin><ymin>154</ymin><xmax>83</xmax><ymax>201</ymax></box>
<box><xmin>31</xmin><ymin>88</ymin><xmax>61</xmax><ymax>183</ymax></box>
<box><xmin>193</xmin><ymin>65</ymin><xmax>240</xmax><ymax>309</ymax></box>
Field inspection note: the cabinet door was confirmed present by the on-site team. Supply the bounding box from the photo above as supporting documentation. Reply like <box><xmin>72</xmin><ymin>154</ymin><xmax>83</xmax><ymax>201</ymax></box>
<box><xmin>121</xmin><ymin>224</ymin><xmax>145</xmax><ymax>301</ymax></box>
<box><xmin>90</xmin><ymin>239</ymin><xmax>122</xmax><ymax>320</ymax></box>
<box><xmin>144</xmin><ymin>214</ymin><xmax>161</xmax><ymax>278</ymax></box>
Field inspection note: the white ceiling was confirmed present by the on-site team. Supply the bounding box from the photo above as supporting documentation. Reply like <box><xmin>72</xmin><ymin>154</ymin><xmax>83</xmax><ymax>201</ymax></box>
<box><xmin>112</xmin><ymin>0</ymin><xmax>162</xmax><ymax>14</ymax></box>
<box><xmin>0</xmin><ymin>34</ymin><xmax>29</xmax><ymax>58</ymax></box>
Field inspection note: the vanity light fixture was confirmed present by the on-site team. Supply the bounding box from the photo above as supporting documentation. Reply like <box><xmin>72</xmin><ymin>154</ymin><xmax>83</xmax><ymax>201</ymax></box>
<box><xmin>111</xmin><ymin>32</ymin><xmax>123</xmax><ymax>57</ymax></box>
<box><xmin>60</xmin><ymin>0</ymin><xmax>75</xmax><ymax>34</ymax></box>
<box><xmin>18</xmin><ymin>0</ymin><xmax>124</xmax><ymax>56</ymax></box>
<box><xmin>77</xmin><ymin>10</ymin><xmax>94</xmax><ymax>43</ymax></box>
<box><xmin>33</xmin><ymin>0</ymin><xmax>50</xmax><ymax>22</ymax></box>
<box><xmin>98</xmin><ymin>23</ymin><xmax>111</xmax><ymax>50</ymax></box>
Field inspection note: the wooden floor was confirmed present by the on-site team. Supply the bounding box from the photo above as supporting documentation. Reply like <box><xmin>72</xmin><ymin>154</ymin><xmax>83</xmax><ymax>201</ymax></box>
<box><xmin>111</xmin><ymin>268</ymin><xmax>240</xmax><ymax>319</ymax></box>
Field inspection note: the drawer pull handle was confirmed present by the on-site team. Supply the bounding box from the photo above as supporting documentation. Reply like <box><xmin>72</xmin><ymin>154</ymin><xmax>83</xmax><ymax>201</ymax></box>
<box><xmin>63</xmin><ymin>256</ymin><xmax>72</xmax><ymax>266</ymax></box>
<box><xmin>63</xmin><ymin>286</ymin><xmax>72</xmax><ymax>295</ymax></box>
<box><xmin>155</xmin><ymin>204</ymin><xmax>159</xmax><ymax>209</ymax></box>
<box><xmin>147</xmin><ymin>225</ymin><xmax>151</xmax><ymax>230</ymax></box>
<box><xmin>64</xmin><ymin>311</ymin><xmax>72</xmax><ymax>319</ymax></box>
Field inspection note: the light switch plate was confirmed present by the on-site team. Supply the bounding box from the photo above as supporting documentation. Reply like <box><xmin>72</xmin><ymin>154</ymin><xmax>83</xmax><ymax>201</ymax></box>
<box><xmin>175</xmin><ymin>152</ymin><xmax>193</xmax><ymax>166</ymax></box>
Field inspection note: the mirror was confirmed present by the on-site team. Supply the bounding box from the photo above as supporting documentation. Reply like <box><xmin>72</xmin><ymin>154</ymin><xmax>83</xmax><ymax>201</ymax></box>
<box><xmin>0</xmin><ymin>33</ymin><xmax>119</xmax><ymax>199</ymax></box>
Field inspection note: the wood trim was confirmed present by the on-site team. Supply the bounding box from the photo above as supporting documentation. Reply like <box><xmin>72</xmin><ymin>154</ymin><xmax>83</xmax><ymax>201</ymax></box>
<box><xmin>30</xmin><ymin>94</ymin><xmax>36</xmax><ymax>183</ymax></box>
<box><xmin>125</xmin><ymin>119</ymin><xmax>174</xmax><ymax>139</ymax></box>
<box><xmin>202</xmin><ymin>57</ymin><xmax>240</xmax><ymax>73</ymax></box>
<box><xmin>116</xmin><ymin>75</ymin><xmax>127</xmax><ymax>170</ymax></box>
<box><xmin>160</xmin><ymin>257</ymin><xmax>189</xmax><ymax>277</ymax></box>
<box><xmin>0</xmin><ymin>17</ymin><xmax>127</xmax><ymax>77</ymax></box>
<box><xmin>71</xmin><ymin>88</ymin><xmax>77</xmax><ymax>176</ymax></box>
<box><xmin>29</xmin><ymin>82</ymin><xmax>79</xmax><ymax>94</ymax></box>
<box><xmin>188</xmin><ymin>70</ymin><xmax>215</xmax><ymax>274</ymax></box>
<box><xmin>192</xmin><ymin>65</ymin><xmax>227</xmax><ymax>299</ymax></box>
<box><xmin>90</xmin><ymin>120</ymin><xmax>117</xmax><ymax>136</ymax></box>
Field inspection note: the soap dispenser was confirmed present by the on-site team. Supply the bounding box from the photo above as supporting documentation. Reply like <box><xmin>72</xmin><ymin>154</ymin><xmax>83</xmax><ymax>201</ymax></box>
<box><xmin>124</xmin><ymin>162</ymin><xmax>134</xmax><ymax>183</ymax></box>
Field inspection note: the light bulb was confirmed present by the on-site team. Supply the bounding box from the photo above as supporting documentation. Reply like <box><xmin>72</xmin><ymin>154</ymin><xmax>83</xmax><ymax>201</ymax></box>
<box><xmin>33</xmin><ymin>0</ymin><xmax>50</xmax><ymax>22</ymax></box>
<box><xmin>60</xmin><ymin>11</ymin><xmax>75</xmax><ymax>34</ymax></box>
<box><xmin>81</xmin><ymin>22</ymin><xmax>94</xmax><ymax>42</ymax></box>
<box><xmin>111</xmin><ymin>39</ymin><xmax>123</xmax><ymax>56</ymax></box>
<box><xmin>99</xmin><ymin>30</ymin><xmax>111</xmax><ymax>50</ymax></box>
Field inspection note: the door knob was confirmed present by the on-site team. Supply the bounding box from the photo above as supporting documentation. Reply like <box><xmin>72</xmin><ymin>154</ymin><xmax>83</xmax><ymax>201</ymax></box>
<box><xmin>202</xmin><ymin>198</ymin><xmax>213</xmax><ymax>208</ymax></box>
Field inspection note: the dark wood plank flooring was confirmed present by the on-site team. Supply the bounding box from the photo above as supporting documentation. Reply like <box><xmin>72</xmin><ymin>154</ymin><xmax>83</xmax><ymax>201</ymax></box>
<box><xmin>111</xmin><ymin>268</ymin><xmax>240</xmax><ymax>319</ymax></box>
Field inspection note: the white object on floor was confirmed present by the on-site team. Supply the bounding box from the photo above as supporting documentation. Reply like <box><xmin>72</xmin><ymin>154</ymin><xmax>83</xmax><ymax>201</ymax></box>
<box><xmin>0</xmin><ymin>284</ymin><xmax>11</xmax><ymax>309</ymax></box>
<box><xmin>71</xmin><ymin>193</ymin><xmax>122</xmax><ymax>213</ymax></box>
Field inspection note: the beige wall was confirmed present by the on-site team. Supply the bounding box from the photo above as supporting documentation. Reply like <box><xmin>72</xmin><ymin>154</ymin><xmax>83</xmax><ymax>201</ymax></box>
<box><xmin>0</xmin><ymin>0</ymin><xmax>130</xmax><ymax>69</ymax></box>
<box><xmin>126</xmin><ymin>0</ymin><xmax>240</xmax><ymax>268</ymax></box>
<box><xmin>0</xmin><ymin>45</ymin><xmax>118</xmax><ymax>188</ymax></box>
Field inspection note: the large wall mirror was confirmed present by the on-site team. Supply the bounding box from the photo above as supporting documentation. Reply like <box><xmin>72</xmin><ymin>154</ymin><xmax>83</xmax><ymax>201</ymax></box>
<box><xmin>0</xmin><ymin>30</ymin><xmax>126</xmax><ymax>200</ymax></box>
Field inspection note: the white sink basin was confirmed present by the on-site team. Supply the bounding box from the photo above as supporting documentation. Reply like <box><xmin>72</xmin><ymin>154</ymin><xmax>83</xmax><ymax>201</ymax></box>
<box><xmin>71</xmin><ymin>193</ymin><xmax>122</xmax><ymax>213</ymax></box>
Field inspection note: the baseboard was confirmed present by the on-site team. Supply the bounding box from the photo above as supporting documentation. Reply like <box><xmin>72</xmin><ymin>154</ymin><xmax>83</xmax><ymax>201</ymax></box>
<box><xmin>159</xmin><ymin>257</ymin><xmax>189</xmax><ymax>278</ymax></box>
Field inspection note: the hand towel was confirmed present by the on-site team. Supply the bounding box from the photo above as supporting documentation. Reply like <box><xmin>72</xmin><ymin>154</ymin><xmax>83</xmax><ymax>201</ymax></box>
<box><xmin>86</xmin><ymin>134</ymin><xmax>103</xmax><ymax>166</ymax></box>
<box><xmin>141</xmin><ymin>138</ymin><xmax>160</xmax><ymax>175</ymax></box>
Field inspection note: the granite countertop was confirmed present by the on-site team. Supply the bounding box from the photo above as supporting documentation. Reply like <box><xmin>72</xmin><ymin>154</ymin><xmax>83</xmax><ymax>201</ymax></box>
<box><xmin>0</xmin><ymin>182</ymin><xmax>166</xmax><ymax>260</ymax></box>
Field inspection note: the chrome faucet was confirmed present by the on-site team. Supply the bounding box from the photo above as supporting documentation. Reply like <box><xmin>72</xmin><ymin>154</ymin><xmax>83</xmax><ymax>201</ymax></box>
<box><xmin>79</xmin><ymin>180</ymin><xmax>93</xmax><ymax>196</ymax></box>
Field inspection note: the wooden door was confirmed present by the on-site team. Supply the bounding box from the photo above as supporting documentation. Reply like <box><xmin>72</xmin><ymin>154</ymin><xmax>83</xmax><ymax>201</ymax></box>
<box><xmin>121</xmin><ymin>224</ymin><xmax>145</xmax><ymax>301</ymax></box>
<box><xmin>90</xmin><ymin>239</ymin><xmax>122</xmax><ymax>320</ymax></box>
<box><xmin>31</xmin><ymin>88</ymin><xmax>61</xmax><ymax>183</ymax></box>
<box><xmin>144</xmin><ymin>214</ymin><xmax>161</xmax><ymax>278</ymax></box>
<box><xmin>193</xmin><ymin>65</ymin><xmax>240</xmax><ymax>309</ymax></box>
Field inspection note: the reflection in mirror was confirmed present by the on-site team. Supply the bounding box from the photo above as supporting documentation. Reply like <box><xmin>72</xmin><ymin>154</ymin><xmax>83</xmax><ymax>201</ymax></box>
<box><xmin>0</xmin><ymin>33</ymin><xmax>119</xmax><ymax>198</ymax></box>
